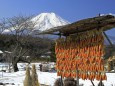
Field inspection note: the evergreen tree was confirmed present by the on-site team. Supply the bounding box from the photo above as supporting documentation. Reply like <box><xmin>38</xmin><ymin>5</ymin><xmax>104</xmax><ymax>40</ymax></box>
<box><xmin>31</xmin><ymin>64</ymin><xmax>40</xmax><ymax>86</ymax></box>
<box><xmin>23</xmin><ymin>65</ymin><xmax>32</xmax><ymax>86</ymax></box>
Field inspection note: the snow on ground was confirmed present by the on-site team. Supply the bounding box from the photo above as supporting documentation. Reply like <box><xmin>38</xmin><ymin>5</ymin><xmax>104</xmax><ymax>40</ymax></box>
<box><xmin>0</xmin><ymin>70</ymin><xmax>58</xmax><ymax>86</ymax></box>
<box><xmin>0</xmin><ymin>63</ymin><xmax>115</xmax><ymax>86</ymax></box>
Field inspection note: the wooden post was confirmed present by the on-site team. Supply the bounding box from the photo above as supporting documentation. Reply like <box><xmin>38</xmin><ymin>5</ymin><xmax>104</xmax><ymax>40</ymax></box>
<box><xmin>61</xmin><ymin>75</ymin><xmax>63</xmax><ymax>86</ymax></box>
<box><xmin>91</xmin><ymin>80</ymin><xmax>95</xmax><ymax>86</ymax></box>
<box><xmin>99</xmin><ymin>80</ymin><xmax>103</xmax><ymax>86</ymax></box>
<box><xmin>76</xmin><ymin>70</ymin><xmax>79</xmax><ymax>86</ymax></box>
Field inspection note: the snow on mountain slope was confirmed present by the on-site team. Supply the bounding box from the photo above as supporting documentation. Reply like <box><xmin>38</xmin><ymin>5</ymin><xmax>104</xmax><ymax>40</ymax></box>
<box><xmin>31</xmin><ymin>12</ymin><xmax>69</xmax><ymax>31</ymax></box>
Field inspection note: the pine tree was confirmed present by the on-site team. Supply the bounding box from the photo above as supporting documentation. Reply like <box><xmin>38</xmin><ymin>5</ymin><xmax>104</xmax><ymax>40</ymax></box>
<box><xmin>31</xmin><ymin>64</ymin><xmax>40</xmax><ymax>86</ymax></box>
<box><xmin>23</xmin><ymin>65</ymin><xmax>32</xmax><ymax>86</ymax></box>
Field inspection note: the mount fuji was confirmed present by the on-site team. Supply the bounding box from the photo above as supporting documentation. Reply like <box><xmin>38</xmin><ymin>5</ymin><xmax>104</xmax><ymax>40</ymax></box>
<box><xmin>31</xmin><ymin>12</ymin><xmax>69</xmax><ymax>31</ymax></box>
<box><xmin>31</xmin><ymin>12</ymin><xmax>70</xmax><ymax>38</ymax></box>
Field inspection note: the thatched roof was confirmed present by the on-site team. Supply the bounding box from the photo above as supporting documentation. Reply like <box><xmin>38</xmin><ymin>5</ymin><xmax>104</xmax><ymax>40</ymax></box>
<box><xmin>39</xmin><ymin>15</ymin><xmax>115</xmax><ymax>36</ymax></box>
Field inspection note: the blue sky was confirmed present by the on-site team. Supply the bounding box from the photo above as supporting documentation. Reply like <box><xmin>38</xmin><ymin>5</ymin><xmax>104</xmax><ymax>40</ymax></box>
<box><xmin>0</xmin><ymin>0</ymin><xmax>115</xmax><ymax>36</ymax></box>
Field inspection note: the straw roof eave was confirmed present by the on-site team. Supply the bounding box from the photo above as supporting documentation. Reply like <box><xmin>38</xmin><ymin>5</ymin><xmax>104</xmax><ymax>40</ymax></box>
<box><xmin>38</xmin><ymin>15</ymin><xmax>115</xmax><ymax>36</ymax></box>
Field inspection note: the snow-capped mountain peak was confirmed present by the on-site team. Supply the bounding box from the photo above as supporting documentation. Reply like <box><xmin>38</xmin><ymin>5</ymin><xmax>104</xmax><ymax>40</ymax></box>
<box><xmin>31</xmin><ymin>12</ymin><xmax>69</xmax><ymax>31</ymax></box>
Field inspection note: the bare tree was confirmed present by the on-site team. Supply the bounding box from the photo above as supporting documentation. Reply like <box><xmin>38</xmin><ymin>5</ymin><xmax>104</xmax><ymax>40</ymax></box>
<box><xmin>6</xmin><ymin>16</ymin><xmax>35</xmax><ymax>72</ymax></box>
<box><xmin>0</xmin><ymin>18</ymin><xmax>8</xmax><ymax>33</ymax></box>
<box><xmin>0</xmin><ymin>15</ymin><xmax>51</xmax><ymax>72</ymax></box>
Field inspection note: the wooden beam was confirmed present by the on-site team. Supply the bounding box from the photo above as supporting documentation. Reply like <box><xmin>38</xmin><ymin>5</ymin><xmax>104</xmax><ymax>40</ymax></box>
<box><xmin>103</xmin><ymin>32</ymin><xmax>114</xmax><ymax>48</ymax></box>
<box><xmin>38</xmin><ymin>15</ymin><xmax>115</xmax><ymax>36</ymax></box>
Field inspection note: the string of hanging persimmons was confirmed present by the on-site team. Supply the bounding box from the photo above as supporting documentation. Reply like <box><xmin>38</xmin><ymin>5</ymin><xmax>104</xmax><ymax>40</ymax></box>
<box><xmin>55</xmin><ymin>29</ymin><xmax>107</xmax><ymax>81</ymax></box>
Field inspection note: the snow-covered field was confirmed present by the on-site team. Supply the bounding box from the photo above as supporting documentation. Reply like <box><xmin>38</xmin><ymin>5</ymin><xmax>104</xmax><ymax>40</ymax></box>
<box><xmin>0</xmin><ymin>63</ymin><xmax>115</xmax><ymax>86</ymax></box>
